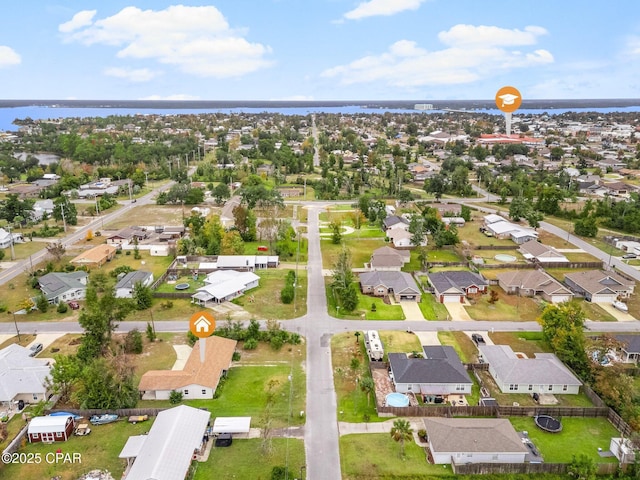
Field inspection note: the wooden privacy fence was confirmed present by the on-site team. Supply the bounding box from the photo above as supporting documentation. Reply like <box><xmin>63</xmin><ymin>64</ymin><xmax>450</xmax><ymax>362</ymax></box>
<box><xmin>452</xmin><ymin>461</ymin><xmax>618</xmax><ymax>476</ymax></box>
<box><xmin>376</xmin><ymin>405</ymin><xmax>609</xmax><ymax>418</ymax></box>
<box><xmin>47</xmin><ymin>408</ymin><xmax>172</xmax><ymax>418</ymax></box>
<box><xmin>152</xmin><ymin>291</ymin><xmax>192</xmax><ymax>299</ymax></box>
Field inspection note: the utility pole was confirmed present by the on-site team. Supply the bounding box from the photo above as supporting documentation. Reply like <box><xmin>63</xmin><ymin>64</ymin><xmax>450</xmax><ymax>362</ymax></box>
<box><xmin>128</xmin><ymin>179</ymin><xmax>133</xmax><ymax>202</ymax></box>
<box><xmin>6</xmin><ymin>225</ymin><xmax>16</xmax><ymax>260</ymax></box>
<box><xmin>10</xmin><ymin>312</ymin><xmax>21</xmax><ymax>342</ymax></box>
<box><xmin>60</xmin><ymin>204</ymin><xmax>67</xmax><ymax>232</ymax></box>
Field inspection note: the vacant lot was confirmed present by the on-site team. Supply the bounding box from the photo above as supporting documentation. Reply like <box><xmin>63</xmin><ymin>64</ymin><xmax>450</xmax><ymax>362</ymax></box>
<box><xmin>104</xmin><ymin>204</ymin><xmax>188</xmax><ymax>230</ymax></box>
<box><xmin>325</xmin><ymin>284</ymin><xmax>404</xmax><ymax>320</ymax></box>
<box><xmin>464</xmin><ymin>287</ymin><xmax>541</xmax><ymax>322</ymax></box>
<box><xmin>321</xmin><ymin>238</ymin><xmax>387</xmax><ymax>269</ymax></box>
<box><xmin>233</xmin><ymin>269</ymin><xmax>308</xmax><ymax>319</ymax></box>
<box><xmin>193</xmin><ymin>438</ymin><xmax>305</xmax><ymax>480</ymax></box>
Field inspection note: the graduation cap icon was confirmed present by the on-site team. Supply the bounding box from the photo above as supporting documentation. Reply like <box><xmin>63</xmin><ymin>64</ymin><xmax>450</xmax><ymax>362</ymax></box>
<box><xmin>498</xmin><ymin>93</ymin><xmax>519</xmax><ymax>107</ymax></box>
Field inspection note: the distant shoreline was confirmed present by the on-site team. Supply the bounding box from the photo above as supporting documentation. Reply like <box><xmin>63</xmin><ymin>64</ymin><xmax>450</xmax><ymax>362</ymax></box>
<box><xmin>1</xmin><ymin>98</ymin><xmax>640</xmax><ymax>110</ymax></box>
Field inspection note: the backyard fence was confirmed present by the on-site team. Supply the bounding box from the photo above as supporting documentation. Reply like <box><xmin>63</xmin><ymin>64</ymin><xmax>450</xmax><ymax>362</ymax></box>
<box><xmin>480</xmin><ymin>263</ymin><xmax>536</xmax><ymax>269</ymax></box>
<box><xmin>474</xmin><ymin>245</ymin><xmax>519</xmax><ymax>250</ymax></box>
<box><xmin>452</xmin><ymin>460</ymin><xmax>618</xmax><ymax>476</ymax></box>
<box><xmin>535</xmin><ymin>261</ymin><xmax>604</xmax><ymax>269</ymax></box>
<box><xmin>376</xmin><ymin>404</ymin><xmax>609</xmax><ymax>418</ymax></box>
<box><xmin>152</xmin><ymin>291</ymin><xmax>193</xmax><ymax>299</ymax></box>
<box><xmin>1</xmin><ymin>424</ymin><xmax>28</xmax><ymax>456</ymax></box>
<box><xmin>47</xmin><ymin>408</ymin><xmax>172</xmax><ymax>418</ymax></box>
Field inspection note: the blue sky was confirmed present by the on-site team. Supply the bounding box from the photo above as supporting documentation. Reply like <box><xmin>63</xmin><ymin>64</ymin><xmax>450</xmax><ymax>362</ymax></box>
<box><xmin>0</xmin><ymin>0</ymin><xmax>639</xmax><ymax>100</ymax></box>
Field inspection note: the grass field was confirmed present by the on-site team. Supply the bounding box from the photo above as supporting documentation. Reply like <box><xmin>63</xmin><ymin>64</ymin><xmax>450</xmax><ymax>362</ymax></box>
<box><xmin>488</xmin><ymin>331</ymin><xmax>551</xmax><ymax>357</ymax></box>
<box><xmin>340</xmin><ymin>433</ymin><xmax>454</xmax><ymax>479</ymax></box>
<box><xmin>232</xmin><ymin>269</ymin><xmax>308</xmax><ymax>319</ymax></box>
<box><xmin>417</xmin><ymin>293</ymin><xmax>449</xmax><ymax>321</ymax></box>
<box><xmin>378</xmin><ymin>331</ymin><xmax>422</xmax><ymax>355</ymax></box>
<box><xmin>325</xmin><ymin>284</ymin><xmax>405</xmax><ymax>320</ymax></box>
<box><xmin>580</xmin><ymin>301</ymin><xmax>618</xmax><ymax>322</ymax></box>
<box><xmin>438</xmin><ymin>331</ymin><xmax>477</xmax><ymax>363</ymax></box>
<box><xmin>193</xmin><ymin>438</ymin><xmax>305</xmax><ymax>480</ymax></box>
<box><xmin>7</xmin><ymin>241</ymin><xmax>46</xmax><ymax>261</ymax></box>
<box><xmin>104</xmin><ymin>204</ymin><xmax>188</xmax><ymax>230</ymax></box>
<box><xmin>464</xmin><ymin>287</ymin><xmax>542</xmax><ymax>322</ymax></box>
<box><xmin>509</xmin><ymin>417</ymin><xmax>619</xmax><ymax>463</ymax></box>
<box><xmin>321</xmin><ymin>238</ymin><xmax>387</xmax><ymax>269</ymax></box>
<box><xmin>332</xmin><ymin>333</ymin><xmax>382</xmax><ymax>423</ymax></box>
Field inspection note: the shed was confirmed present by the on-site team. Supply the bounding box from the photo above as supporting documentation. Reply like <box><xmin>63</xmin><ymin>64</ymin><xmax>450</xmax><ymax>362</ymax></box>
<box><xmin>28</xmin><ymin>415</ymin><xmax>74</xmax><ymax>443</ymax></box>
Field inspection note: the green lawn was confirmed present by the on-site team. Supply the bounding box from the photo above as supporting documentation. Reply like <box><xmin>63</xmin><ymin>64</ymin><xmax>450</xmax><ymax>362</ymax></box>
<box><xmin>321</xmin><ymin>238</ymin><xmax>387</xmax><ymax>269</ymax></box>
<box><xmin>0</xmin><ymin>419</ymin><xmax>152</xmax><ymax>480</ymax></box>
<box><xmin>340</xmin><ymin>433</ymin><xmax>454</xmax><ymax>479</ymax></box>
<box><xmin>186</xmin><ymin>362</ymin><xmax>306</xmax><ymax>428</ymax></box>
<box><xmin>509</xmin><ymin>417</ymin><xmax>619</xmax><ymax>463</ymax></box>
<box><xmin>155</xmin><ymin>274</ymin><xmax>206</xmax><ymax>293</ymax></box>
<box><xmin>428</xmin><ymin>249</ymin><xmax>464</xmax><ymax>262</ymax></box>
<box><xmin>487</xmin><ymin>331</ymin><xmax>551</xmax><ymax>357</ymax></box>
<box><xmin>193</xmin><ymin>438</ymin><xmax>305</xmax><ymax>480</ymax></box>
<box><xmin>438</xmin><ymin>331</ymin><xmax>477</xmax><ymax>363</ymax></box>
<box><xmin>232</xmin><ymin>269</ymin><xmax>307</xmax><ymax>319</ymax></box>
<box><xmin>378</xmin><ymin>331</ymin><xmax>422</xmax><ymax>355</ymax></box>
<box><xmin>7</xmin><ymin>241</ymin><xmax>46</xmax><ymax>261</ymax></box>
<box><xmin>580</xmin><ymin>301</ymin><xmax>618</xmax><ymax>322</ymax></box>
<box><xmin>417</xmin><ymin>293</ymin><xmax>449</xmax><ymax>321</ymax></box>
<box><xmin>326</xmin><ymin>284</ymin><xmax>404</xmax><ymax>320</ymax></box>
<box><xmin>332</xmin><ymin>333</ymin><xmax>383</xmax><ymax>423</ymax></box>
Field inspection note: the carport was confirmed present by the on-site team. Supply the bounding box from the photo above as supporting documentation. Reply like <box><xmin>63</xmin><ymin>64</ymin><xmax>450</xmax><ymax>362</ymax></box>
<box><xmin>212</xmin><ymin>417</ymin><xmax>252</xmax><ymax>438</ymax></box>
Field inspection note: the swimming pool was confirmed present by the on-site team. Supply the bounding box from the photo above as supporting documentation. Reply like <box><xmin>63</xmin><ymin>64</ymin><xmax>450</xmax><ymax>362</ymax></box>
<box><xmin>494</xmin><ymin>254</ymin><xmax>517</xmax><ymax>262</ymax></box>
<box><xmin>386</xmin><ymin>393</ymin><xmax>409</xmax><ymax>407</ymax></box>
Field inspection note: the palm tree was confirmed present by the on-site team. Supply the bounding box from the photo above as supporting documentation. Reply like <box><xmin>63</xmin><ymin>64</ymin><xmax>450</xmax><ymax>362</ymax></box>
<box><xmin>359</xmin><ymin>377</ymin><xmax>375</xmax><ymax>406</ymax></box>
<box><xmin>390</xmin><ymin>418</ymin><xmax>413</xmax><ymax>458</ymax></box>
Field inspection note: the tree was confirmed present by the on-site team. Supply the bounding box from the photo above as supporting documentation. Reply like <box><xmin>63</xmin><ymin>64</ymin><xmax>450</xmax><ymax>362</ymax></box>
<box><xmin>146</xmin><ymin>322</ymin><xmax>156</xmax><ymax>342</ymax></box>
<box><xmin>53</xmin><ymin>197</ymin><xmax>78</xmax><ymax>226</ymax></box>
<box><xmin>123</xmin><ymin>329</ymin><xmax>143</xmax><ymax>354</ymax></box>
<box><xmin>360</xmin><ymin>376</ymin><xmax>375</xmax><ymax>406</ymax></box>
<box><xmin>74</xmin><ymin>356</ymin><xmax>138</xmax><ymax>409</ymax></box>
<box><xmin>331</xmin><ymin>249</ymin><xmax>357</xmax><ymax>312</ymax></box>
<box><xmin>354</xmin><ymin>331</ymin><xmax>361</xmax><ymax>344</ymax></box>
<box><xmin>417</xmin><ymin>247</ymin><xmax>428</xmax><ymax>271</ymax></box>
<box><xmin>488</xmin><ymin>289</ymin><xmax>499</xmax><ymax>304</ymax></box>
<box><xmin>567</xmin><ymin>454</ymin><xmax>596</xmax><ymax>480</ymax></box>
<box><xmin>574</xmin><ymin>216</ymin><xmax>598</xmax><ymax>237</ymax></box>
<box><xmin>390</xmin><ymin>418</ymin><xmax>413</xmax><ymax>458</ymax></box>
<box><xmin>509</xmin><ymin>196</ymin><xmax>530</xmax><ymax>222</ymax></box>
<box><xmin>46</xmin><ymin>242</ymin><xmax>66</xmax><ymax>261</ymax></box>
<box><xmin>133</xmin><ymin>236</ymin><xmax>141</xmax><ymax>259</ymax></box>
<box><xmin>36</xmin><ymin>295</ymin><xmax>49</xmax><ymax>313</ymax></box>
<box><xmin>132</xmin><ymin>282</ymin><xmax>153</xmax><ymax>310</ymax></box>
<box><xmin>221</xmin><ymin>230</ymin><xmax>245</xmax><ymax>255</ymax></box>
<box><xmin>329</xmin><ymin>220</ymin><xmax>342</xmax><ymax>244</ymax></box>
<box><xmin>233</xmin><ymin>205</ymin><xmax>257</xmax><ymax>242</ymax></box>
<box><xmin>212</xmin><ymin>183</ymin><xmax>231</xmax><ymax>204</ymax></box>
<box><xmin>408</xmin><ymin>215</ymin><xmax>426</xmax><ymax>247</ymax></box>
<box><xmin>538</xmin><ymin>302</ymin><xmax>591</xmax><ymax>380</ymax></box>
<box><xmin>46</xmin><ymin>354</ymin><xmax>81</xmax><ymax>403</ymax></box>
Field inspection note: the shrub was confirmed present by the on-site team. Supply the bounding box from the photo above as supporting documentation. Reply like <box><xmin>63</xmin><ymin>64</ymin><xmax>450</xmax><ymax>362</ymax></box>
<box><xmin>232</xmin><ymin>351</ymin><xmax>241</xmax><ymax>361</ymax></box>
<box><xmin>270</xmin><ymin>336</ymin><xmax>284</xmax><ymax>351</ymax></box>
<box><xmin>280</xmin><ymin>285</ymin><xmax>294</xmax><ymax>304</ymax></box>
<box><xmin>124</xmin><ymin>329</ymin><xmax>143</xmax><ymax>354</ymax></box>
<box><xmin>36</xmin><ymin>295</ymin><xmax>49</xmax><ymax>313</ymax></box>
<box><xmin>0</xmin><ymin>303</ymin><xmax>7</xmax><ymax>313</ymax></box>
<box><xmin>56</xmin><ymin>302</ymin><xmax>68</xmax><ymax>314</ymax></box>
<box><xmin>244</xmin><ymin>338</ymin><xmax>258</xmax><ymax>350</ymax></box>
<box><xmin>169</xmin><ymin>390</ymin><xmax>183</xmax><ymax>404</ymax></box>
<box><xmin>187</xmin><ymin>331</ymin><xmax>198</xmax><ymax>346</ymax></box>
<box><xmin>146</xmin><ymin>322</ymin><xmax>156</xmax><ymax>342</ymax></box>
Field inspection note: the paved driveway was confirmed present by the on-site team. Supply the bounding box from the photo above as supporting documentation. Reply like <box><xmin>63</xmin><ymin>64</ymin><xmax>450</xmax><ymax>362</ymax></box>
<box><xmin>462</xmin><ymin>330</ymin><xmax>495</xmax><ymax>345</ymax></box>
<box><xmin>444</xmin><ymin>302</ymin><xmax>474</xmax><ymax>321</ymax></box>
<box><xmin>172</xmin><ymin>345</ymin><xmax>193</xmax><ymax>370</ymax></box>
<box><xmin>400</xmin><ymin>301</ymin><xmax>425</xmax><ymax>321</ymax></box>
<box><xmin>415</xmin><ymin>331</ymin><xmax>440</xmax><ymax>345</ymax></box>
<box><xmin>598</xmin><ymin>302</ymin><xmax>638</xmax><ymax>322</ymax></box>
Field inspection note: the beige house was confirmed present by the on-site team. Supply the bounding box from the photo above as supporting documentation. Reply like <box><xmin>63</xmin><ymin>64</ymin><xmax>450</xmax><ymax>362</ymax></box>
<box><xmin>70</xmin><ymin>244</ymin><xmax>117</xmax><ymax>268</ymax></box>
<box><xmin>139</xmin><ymin>336</ymin><xmax>237</xmax><ymax>400</ymax></box>
<box><xmin>519</xmin><ymin>240</ymin><xmax>569</xmax><ymax>263</ymax></box>
<box><xmin>368</xmin><ymin>246</ymin><xmax>410</xmax><ymax>271</ymax></box>
<box><xmin>497</xmin><ymin>270</ymin><xmax>574</xmax><ymax>304</ymax></box>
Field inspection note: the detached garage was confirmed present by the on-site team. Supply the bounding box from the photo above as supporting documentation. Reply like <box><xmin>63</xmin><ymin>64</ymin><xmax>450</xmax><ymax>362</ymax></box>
<box><xmin>28</xmin><ymin>415</ymin><xmax>74</xmax><ymax>443</ymax></box>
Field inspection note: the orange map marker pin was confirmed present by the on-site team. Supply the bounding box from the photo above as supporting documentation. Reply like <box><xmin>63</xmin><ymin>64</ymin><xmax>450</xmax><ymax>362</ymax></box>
<box><xmin>189</xmin><ymin>310</ymin><xmax>216</xmax><ymax>338</ymax></box>
<box><xmin>495</xmin><ymin>86</ymin><xmax>522</xmax><ymax>113</ymax></box>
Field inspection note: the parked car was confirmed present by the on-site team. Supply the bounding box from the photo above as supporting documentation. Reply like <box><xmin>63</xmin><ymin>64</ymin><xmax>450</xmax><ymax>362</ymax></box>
<box><xmin>29</xmin><ymin>343</ymin><xmax>43</xmax><ymax>357</ymax></box>
<box><xmin>68</xmin><ymin>301</ymin><xmax>80</xmax><ymax>310</ymax></box>
<box><xmin>471</xmin><ymin>334</ymin><xmax>485</xmax><ymax>346</ymax></box>
<box><xmin>622</xmin><ymin>253</ymin><xmax>637</xmax><ymax>259</ymax></box>
<box><xmin>215</xmin><ymin>433</ymin><xmax>233</xmax><ymax>447</ymax></box>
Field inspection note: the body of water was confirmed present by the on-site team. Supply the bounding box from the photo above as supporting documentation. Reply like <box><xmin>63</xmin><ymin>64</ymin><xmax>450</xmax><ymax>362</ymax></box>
<box><xmin>1</xmin><ymin>101</ymin><xmax>640</xmax><ymax>132</ymax></box>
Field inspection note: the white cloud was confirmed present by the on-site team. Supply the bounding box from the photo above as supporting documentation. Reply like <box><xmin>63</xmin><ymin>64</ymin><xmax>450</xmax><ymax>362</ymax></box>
<box><xmin>439</xmin><ymin>25</ymin><xmax>548</xmax><ymax>48</ymax></box>
<box><xmin>58</xmin><ymin>10</ymin><xmax>96</xmax><ymax>33</ymax></box>
<box><xmin>322</xmin><ymin>25</ymin><xmax>553</xmax><ymax>88</ymax></box>
<box><xmin>60</xmin><ymin>5</ymin><xmax>273</xmax><ymax>78</ymax></box>
<box><xmin>344</xmin><ymin>0</ymin><xmax>426</xmax><ymax>20</ymax></box>
<box><xmin>627</xmin><ymin>35</ymin><xmax>640</xmax><ymax>55</ymax></box>
<box><xmin>139</xmin><ymin>94</ymin><xmax>201</xmax><ymax>101</ymax></box>
<box><xmin>104</xmin><ymin>67</ymin><xmax>158</xmax><ymax>82</ymax></box>
<box><xmin>0</xmin><ymin>46</ymin><xmax>21</xmax><ymax>67</ymax></box>
<box><xmin>269</xmin><ymin>95</ymin><xmax>315</xmax><ymax>101</ymax></box>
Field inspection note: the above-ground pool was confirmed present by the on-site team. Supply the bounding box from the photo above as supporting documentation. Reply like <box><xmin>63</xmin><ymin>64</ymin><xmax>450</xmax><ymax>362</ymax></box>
<box><xmin>494</xmin><ymin>254</ymin><xmax>517</xmax><ymax>262</ymax></box>
<box><xmin>386</xmin><ymin>393</ymin><xmax>410</xmax><ymax>407</ymax></box>
<box><xmin>535</xmin><ymin>415</ymin><xmax>562</xmax><ymax>433</ymax></box>
<box><xmin>174</xmin><ymin>283</ymin><xmax>190</xmax><ymax>290</ymax></box>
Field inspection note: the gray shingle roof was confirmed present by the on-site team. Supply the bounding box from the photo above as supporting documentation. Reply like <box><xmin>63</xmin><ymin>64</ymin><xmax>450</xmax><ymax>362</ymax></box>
<box><xmin>565</xmin><ymin>270</ymin><xmax>634</xmax><ymax>295</ymax></box>
<box><xmin>115</xmin><ymin>270</ymin><xmax>153</xmax><ymax>290</ymax></box>
<box><xmin>424</xmin><ymin>418</ymin><xmax>528</xmax><ymax>454</ymax></box>
<box><xmin>389</xmin><ymin>346</ymin><xmax>472</xmax><ymax>385</ymax></box>
<box><xmin>428</xmin><ymin>271</ymin><xmax>487</xmax><ymax>293</ymax></box>
<box><xmin>0</xmin><ymin>344</ymin><xmax>51</xmax><ymax>402</ymax></box>
<box><xmin>359</xmin><ymin>271</ymin><xmax>420</xmax><ymax>294</ymax></box>
<box><xmin>38</xmin><ymin>272</ymin><xmax>88</xmax><ymax>301</ymax></box>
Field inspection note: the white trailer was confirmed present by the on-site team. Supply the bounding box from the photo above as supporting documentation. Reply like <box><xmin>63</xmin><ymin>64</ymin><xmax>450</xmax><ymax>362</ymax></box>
<box><xmin>364</xmin><ymin>330</ymin><xmax>384</xmax><ymax>361</ymax></box>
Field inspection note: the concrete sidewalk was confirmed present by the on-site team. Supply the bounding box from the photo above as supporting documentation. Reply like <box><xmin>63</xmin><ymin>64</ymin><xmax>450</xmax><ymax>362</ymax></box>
<box><xmin>338</xmin><ymin>418</ymin><xmax>424</xmax><ymax>436</ymax></box>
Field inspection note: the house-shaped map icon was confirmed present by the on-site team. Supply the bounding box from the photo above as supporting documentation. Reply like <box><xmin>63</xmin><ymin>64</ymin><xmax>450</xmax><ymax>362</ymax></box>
<box><xmin>194</xmin><ymin>316</ymin><xmax>211</xmax><ymax>333</ymax></box>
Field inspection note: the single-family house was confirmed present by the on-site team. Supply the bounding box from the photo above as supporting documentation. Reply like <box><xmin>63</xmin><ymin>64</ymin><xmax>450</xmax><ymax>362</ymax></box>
<box><xmin>38</xmin><ymin>271</ymin><xmax>88</xmax><ymax>305</ymax></box>
<box><xmin>139</xmin><ymin>336</ymin><xmax>237</xmax><ymax>400</ymax></box>
<box><xmin>519</xmin><ymin>239</ymin><xmax>569</xmax><ymax>263</ymax></box>
<box><xmin>565</xmin><ymin>270</ymin><xmax>635</xmax><ymax>301</ymax></box>
<box><xmin>496</xmin><ymin>270</ymin><xmax>574</xmax><ymax>304</ymax></box>
<box><xmin>31</xmin><ymin>199</ymin><xmax>55</xmax><ymax>221</ymax></box>
<box><xmin>382</xmin><ymin>215</ymin><xmax>409</xmax><ymax>233</ymax></box>
<box><xmin>368</xmin><ymin>246</ymin><xmax>410</xmax><ymax>271</ymax></box>
<box><xmin>215</xmin><ymin>255</ymin><xmax>279</xmax><ymax>271</ymax></box>
<box><xmin>430</xmin><ymin>203</ymin><xmax>462</xmax><ymax>216</ymax></box>
<box><xmin>119</xmin><ymin>405</ymin><xmax>209</xmax><ymax>480</ymax></box>
<box><xmin>427</xmin><ymin>271</ymin><xmax>488</xmax><ymax>303</ymax></box>
<box><xmin>423</xmin><ymin>418</ymin><xmax>528</xmax><ymax>465</ymax></box>
<box><xmin>386</xmin><ymin>228</ymin><xmax>427</xmax><ymax>248</ymax></box>
<box><xmin>220</xmin><ymin>196</ymin><xmax>241</xmax><ymax>227</ymax></box>
<box><xmin>106</xmin><ymin>227</ymin><xmax>147</xmax><ymax>247</ymax></box>
<box><xmin>70</xmin><ymin>244</ymin><xmax>117</xmax><ymax>268</ymax></box>
<box><xmin>612</xmin><ymin>335</ymin><xmax>640</xmax><ymax>364</ymax></box>
<box><xmin>115</xmin><ymin>271</ymin><xmax>154</xmax><ymax>298</ymax></box>
<box><xmin>359</xmin><ymin>271</ymin><xmax>421</xmax><ymax>302</ymax></box>
<box><xmin>478</xmin><ymin>345</ymin><xmax>582</xmax><ymax>394</ymax></box>
<box><xmin>483</xmin><ymin>214</ymin><xmax>507</xmax><ymax>226</ymax></box>
<box><xmin>0</xmin><ymin>344</ymin><xmax>51</xmax><ymax>406</ymax></box>
<box><xmin>388</xmin><ymin>346</ymin><xmax>472</xmax><ymax>396</ymax></box>
<box><xmin>28</xmin><ymin>415</ymin><xmax>75</xmax><ymax>443</ymax></box>
<box><xmin>485</xmin><ymin>220</ymin><xmax>538</xmax><ymax>244</ymax></box>
<box><xmin>192</xmin><ymin>270</ymin><xmax>260</xmax><ymax>305</ymax></box>
<box><xmin>441</xmin><ymin>217</ymin><xmax>466</xmax><ymax>227</ymax></box>
<box><xmin>0</xmin><ymin>228</ymin><xmax>23</xmax><ymax>249</ymax></box>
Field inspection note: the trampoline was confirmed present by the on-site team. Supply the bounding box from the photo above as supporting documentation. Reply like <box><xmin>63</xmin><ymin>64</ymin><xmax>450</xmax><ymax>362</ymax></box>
<box><xmin>535</xmin><ymin>415</ymin><xmax>562</xmax><ymax>433</ymax></box>
<box><xmin>174</xmin><ymin>283</ymin><xmax>190</xmax><ymax>290</ymax></box>
<box><xmin>494</xmin><ymin>254</ymin><xmax>517</xmax><ymax>262</ymax></box>
<box><xmin>386</xmin><ymin>393</ymin><xmax>409</xmax><ymax>407</ymax></box>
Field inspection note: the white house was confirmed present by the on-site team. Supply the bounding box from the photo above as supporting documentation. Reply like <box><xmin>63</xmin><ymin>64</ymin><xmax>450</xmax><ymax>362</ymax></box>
<box><xmin>31</xmin><ymin>199</ymin><xmax>55</xmax><ymax>221</ymax></box>
<box><xmin>386</xmin><ymin>228</ymin><xmax>427</xmax><ymax>248</ymax></box>
<box><xmin>478</xmin><ymin>345</ymin><xmax>582</xmax><ymax>394</ymax></box>
<box><xmin>424</xmin><ymin>418</ymin><xmax>528</xmax><ymax>465</ymax></box>
<box><xmin>38</xmin><ymin>271</ymin><xmax>88</xmax><ymax>305</ymax></box>
<box><xmin>0</xmin><ymin>228</ymin><xmax>23</xmax><ymax>249</ymax></box>
<box><xmin>115</xmin><ymin>271</ymin><xmax>154</xmax><ymax>298</ymax></box>
<box><xmin>0</xmin><ymin>344</ymin><xmax>51</xmax><ymax>407</ymax></box>
<box><xmin>191</xmin><ymin>270</ymin><xmax>260</xmax><ymax>305</ymax></box>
